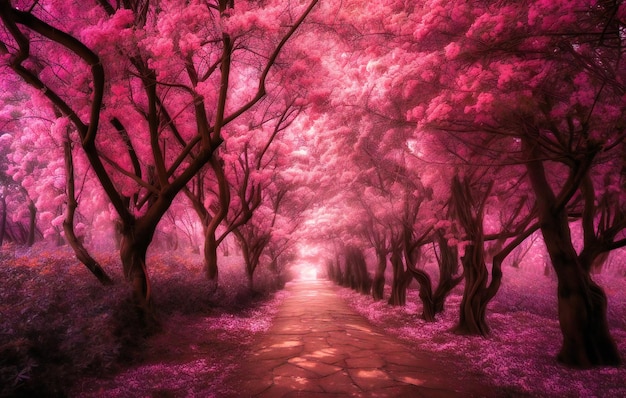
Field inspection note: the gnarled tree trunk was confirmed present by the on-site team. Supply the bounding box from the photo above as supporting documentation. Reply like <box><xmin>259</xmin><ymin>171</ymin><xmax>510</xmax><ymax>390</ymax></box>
<box><xmin>536</xmin><ymin>206</ymin><xmax>619</xmax><ymax>367</ymax></box>
<box><xmin>408</xmin><ymin>266</ymin><xmax>436</xmax><ymax>321</ymax></box>
<box><xmin>525</xmin><ymin>137</ymin><xmax>620</xmax><ymax>367</ymax></box>
<box><xmin>450</xmin><ymin>176</ymin><xmax>493</xmax><ymax>336</ymax></box>
<box><xmin>405</xmin><ymin>232</ymin><xmax>463</xmax><ymax>321</ymax></box>
<box><xmin>119</xmin><ymin>226</ymin><xmax>156</xmax><ymax>327</ymax></box>
<box><xmin>432</xmin><ymin>234</ymin><xmax>463</xmax><ymax>315</ymax></box>
<box><xmin>454</xmin><ymin>243</ymin><xmax>490</xmax><ymax>335</ymax></box>
<box><xmin>388</xmin><ymin>248</ymin><xmax>410</xmax><ymax>306</ymax></box>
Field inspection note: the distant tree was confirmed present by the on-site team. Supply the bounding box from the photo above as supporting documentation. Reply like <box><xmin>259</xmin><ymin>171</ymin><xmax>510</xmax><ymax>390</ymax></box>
<box><xmin>342</xmin><ymin>245</ymin><xmax>372</xmax><ymax>295</ymax></box>
<box><xmin>1</xmin><ymin>91</ymin><xmax>115</xmax><ymax>283</ymax></box>
<box><xmin>185</xmin><ymin>93</ymin><xmax>306</xmax><ymax>287</ymax></box>
<box><xmin>0</xmin><ymin>106</ymin><xmax>57</xmax><ymax>248</ymax></box>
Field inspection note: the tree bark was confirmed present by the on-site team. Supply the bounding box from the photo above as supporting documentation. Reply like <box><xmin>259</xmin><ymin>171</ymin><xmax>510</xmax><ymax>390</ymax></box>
<box><xmin>326</xmin><ymin>259</ymin><xmax>335</xmax><ymax>281</ymax></box>
<box><xmin>234</xmin><ymin>228</ymin><xmax>267</xmax><ymax>292</ymax></box>
<box><xmin>246</xmin><ymin>264</ymin><xmax>254</xmax><ymax>292</ymax></box>
<box><xmin>408</xmin><ymin>266</ymin><xmax>436</xmax><ymax>321</ymax></box>
<box><xmin>371</xmin><ymin>248</ymin><xmax>387</xmax><ymax>300</ymax></box>
<box><xmin>454</xmin><ymin>243</ymin><xmax>490</xmax><ymax>335</ymax></box>
<box><xmin>432</xmin><ymin>234</ymin><xmax>463</xmax><ymax>315</ymax></box>
<box><xmin>115</xmin><ymin>190</ymin><xmax>175</xmax><ymax>325</ymax></box>
<box><xmin>450</xmin><ymin>176</ymin><xmax>493</xmax><ymax>336</ymax></box>
<box><xmin>405</xmin><ymin>234</ymin><xmax>462</xmax><ymax>321</ymax></box>
<box><xmin>327</xmin><ymin>258</ymin><xmax>343</xmax><ymax>285</ymax></box>
<box><xmin>119</xmin><ymin>226</ymin><xmax>157</xmax><ymax>327</ymax></box>
<box><xmin>344</xmin><ymin>246</ymin><xmax>371</xmax><ymax>294</ymax></box>
<box><xmin>524</xmin><ymin>137</ymin><xmax>620</xmax><ymax>367</ymax></box>
<box><xmin>204</xmin><ymin>156</ymin><xmax>231</xmax><ymax>284</ymax></box>
<box><xmin>204</xmin><ymin>232</ymin><xmax>220</xmax><ymax>281</ymax></box>
<box><xmin>536</xmin><ymin>205</ymin><xmax>620</xmax><ymax>367</ymax></box>
<box><xmin>26</xmin><ymin>196</ymin><xmax>36</xmax><ymax>247</ymax></box>
<box><xmin>63</xmin><ymin>219</ymin><xmax>113</xmax><ymax>285</ymax></box>
<box><xmin>0</xmin><ymin>193</ymin><xmax>6</xmax><ymax>247</ymax></box>
<box><xmin>388</xmin><ymin>248</ymin><xmax>410</xmax><ymax>306</ymax></box>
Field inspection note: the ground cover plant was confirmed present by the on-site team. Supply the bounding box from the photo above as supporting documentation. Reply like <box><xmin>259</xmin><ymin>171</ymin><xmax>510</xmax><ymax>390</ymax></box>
<box><xmin>338</xmin><ymin>254</ymin><xmax>626</xmax><ymax>397</ymax></box>
<box><xmin>0</xmin><ymin>244</ymin><xmax>288</xmax><ymax>398</ymax></box>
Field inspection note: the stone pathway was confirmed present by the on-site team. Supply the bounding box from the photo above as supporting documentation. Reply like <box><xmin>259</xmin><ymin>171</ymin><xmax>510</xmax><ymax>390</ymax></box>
<box><xmin>222</xmin><ymin>280</ymin><xmax>490</xmax><ymax>397</ymax></box>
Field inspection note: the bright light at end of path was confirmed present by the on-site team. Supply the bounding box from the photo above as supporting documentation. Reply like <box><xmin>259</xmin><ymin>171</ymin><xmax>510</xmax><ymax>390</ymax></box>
<box><xmin>293</xmin><ymin>263</ymin><xmax>319</xmax><ymax>280</ymax></box>
<box><xmin>294</xmin><ymin>243</ymin><xmax>323</xmax><ymax>280</ymax></box>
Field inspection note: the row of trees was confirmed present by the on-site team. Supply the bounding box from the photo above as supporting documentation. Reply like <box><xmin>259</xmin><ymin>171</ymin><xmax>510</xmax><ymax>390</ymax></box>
<box><xmin>1</xmin><ymin>0</ymin><xmax>624</xmax><ymax>370</ymax></box>
<box><xmin>0</xmin><ymin>0</ymin><xmax>323</xmax><ymax>321</ymax></box>
<box><xmin>311</xmin><ymin>0</ymin><xmax>625</xmax><ymax>369</ymax></box>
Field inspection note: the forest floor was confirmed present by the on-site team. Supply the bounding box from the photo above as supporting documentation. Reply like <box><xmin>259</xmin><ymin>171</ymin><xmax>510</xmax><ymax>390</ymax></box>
<box><xmin>2</xmin><ymin>245</ymin><xmax>626</xmax><ymax>397</ymax></box>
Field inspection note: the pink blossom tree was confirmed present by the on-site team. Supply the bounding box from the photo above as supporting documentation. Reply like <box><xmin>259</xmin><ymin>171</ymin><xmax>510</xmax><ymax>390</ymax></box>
<box><xmin>0</xmin><ymin>0</ymin><xmax>319</xmax><ymax>321</ymax></box>
<box><xmin>0</xmin><ymin>78</ymin><xmax>115</xmax><ymax>282</ymax></box>
<box><xmin>404</xmin><ymin>0</ymin><xmax>625</xmax><ymax>366</ymax></box>
<box><xmin>185</xmin><ymin>90</ymin><xmax>308</xmax><ymax>286</ymax></box>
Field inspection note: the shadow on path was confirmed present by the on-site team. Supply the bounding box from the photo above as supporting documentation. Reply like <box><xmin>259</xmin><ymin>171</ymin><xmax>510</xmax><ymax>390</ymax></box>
<box><xmin>223</xmin><ymin>279</ymin><xmax>491</xmax><ymax>397</ymax></box>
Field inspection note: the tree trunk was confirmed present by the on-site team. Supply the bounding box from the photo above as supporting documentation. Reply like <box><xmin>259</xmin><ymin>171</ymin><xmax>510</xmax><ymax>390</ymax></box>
<box><xmin>246</xmin><ymin>268</ymin><xmax>254</xmax><ymax>291</ymax></box>
<box><xmin>26</xmin><ymin>198</ymin><xmax>36</xmax><ymax>247</ymax></box>
<box><xmin>204</xmin><ymin>232</ymin><xmax>220</xmax><ymax>282</ymax></box>
<box><xmin>116</xmin><ymin>193</ymin><xmax>174</xmax><ymax>327</ymax></box>
<box><xmin>119</xmin><ymin>229</ymin><xmax>158</xmax><ymax>328</ymax></box>
<box><xmin>432</xmin><ymin>234</ymin><xmax>463</xmax><ymax>315</ymax></box>
<box><xmin>0</xmin><ymin>193</ymin><xmax>6</xmax><ymax>247</ymax></box>
<box><xmin>538</xmin><ymin>207</ymin><xmax>620</xmax><ymax>367</ymax></box>
<box><xmin>343</xmin><ymin>247</ymin><xmax>370</xmax><ymax>294</ymax></box>
<box><xmin>537</xmin><ymin>208</ymin><xmax>619</xmax><ymax>367</ymax></box>
<box><xmin>388</xmin><ymin>249</ymin><xmax>409</xmax><ymax>306</ymax></box>
<box><xmin>327</xmin><ymin>258</ymin><xmax>343</xmax><ymax>284</ymax></box>
<box><xmin>335</xmin><ymin>253</ymin><xmax>345</xmax><ymax>285</ymax></box>
<box><xmin>268</xmin><ymin>256</ymin><xmax>284</xmax><ymax>289</ymax></box>
<box><xmin>524</xmin><ymin>138</ymin><xmax>620</xmax><ymax>367</ymax></box>
<box><xmin>64</xmin><ymin>220</ymin><xmax>113</xmax><ymax>285</ymax></box>
<box><xmin>450</xmin><ymin>176</ymin><xmax>492</xmax><ymax>336</ymax></box>
<box><xmin>204</xmin><ymin>156</ymin><xmax>230</xmax><ymax>284</ymax></box>
<box><xmin>409</xmin><ymin>235</ymin><xmax>463</xmax><ymax>322</ymax></box>
<box><xmin>351</xmin><ymin>247</ymin><xmax>371</xmax><ymax>294</ymax></box>
<box><xmin>453</xmin><ymin>243</ymin><xmax>490</xmax><ymax>335</ymax></box>
<box><xmin>408</xmin><ymin>266</ymin><xmax>436</xmax><ymax>321</ymax></box>
<box><xmin>326</xmin><ymin>259</ymin><xmax>335</xmax><ymax>281</ymax></box>
<box><xmin>371</xmin><ymin>249</ymin><xmax>386</xmax><ymax>300</ymax></box>
<box><xmin>63</xmin><ymin>140</ymin><xmax>113</xmax><ymax>285</ymax></box>
<box><xmin>552</xmin><ymin>250</ymin><xmax>620</xmax><ymax>367</ymax></box>
<box><xmin>234</xmin><ymin>229</ymin><xmax>259</xmax><ymax>292</ymax></box>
